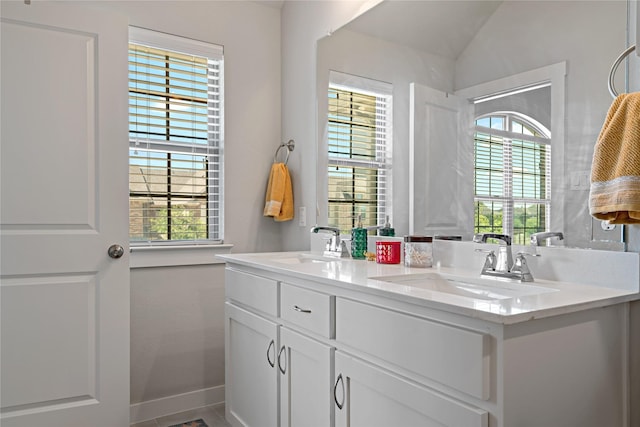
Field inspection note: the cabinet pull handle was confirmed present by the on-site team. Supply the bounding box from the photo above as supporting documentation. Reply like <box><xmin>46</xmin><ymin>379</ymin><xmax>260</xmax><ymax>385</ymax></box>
<box><xmin>293</xmin><ymin>305</ymin><xmax>312</xmax><ymax>314</ymax></box>
<box><xmin>277</xmin><ymin>345</ymin><xmax>287</xmax><ymax>374</ymax></box>
<box><xmin>266</xmin><ymin>339</ymin><xmax>275</xmax><ymax>368</ymax></box>
<box><xmin>334</xmin><ymin>374</ymin><xmax>345</xmax><ymax>410</ymax></box>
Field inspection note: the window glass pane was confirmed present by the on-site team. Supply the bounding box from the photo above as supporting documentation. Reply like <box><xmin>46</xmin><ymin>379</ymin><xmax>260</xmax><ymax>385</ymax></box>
<box><xmin>328</xmin><ymin>165</ymin><xmax>378</xmax><ymax>232</ymax></box>
<box><xmin>490</xmin><ymin>116</ymin><xmax>504</xmax><ymax>130</ymax></box>
<box><xmin>475</xmin><ymin>200</ymin><xmax>504</xmax><ymax>234</ymax></box>
<box><xmin>168</xmin><ymin>198</ymin><xmax>208</xmax><ymax>240</ymax></box>
<box><xmin>130</xmin><ymin>195</ymin><xmax>166</xmax><ymax>241</ymax></box>
<box><xmin>512</xmin><ymin>119</ymin><xmax>540</xmax><ymax>136</ymax></box>
<box><xmin>512</xmin><ymin>120</ymin><xmax>523</xmax><ymax>134</ymax></box>
<box><xmin>512</xmin><ymin>140</ymin><xmax>547</xmax><ymax>199</ymax></box>
<box><xmin>513</xmin><ymin>202</ymin><xmax>547</xmax><ymax>245</ymax></box>
<box><xmin>476</xmin><ymin>117</ymin><xmax>491</xmax><ymax>128</ymax></box>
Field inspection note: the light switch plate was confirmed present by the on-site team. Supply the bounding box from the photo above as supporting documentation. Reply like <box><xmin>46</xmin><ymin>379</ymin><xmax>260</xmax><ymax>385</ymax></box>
<box><xmin>298</xmin><ymin>207</ymin><xmax>306</xmax><ymax>227</ymax></box>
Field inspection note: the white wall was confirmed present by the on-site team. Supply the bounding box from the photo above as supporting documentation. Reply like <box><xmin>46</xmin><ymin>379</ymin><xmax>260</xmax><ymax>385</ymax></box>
<box><xmin>130</xmin><ymin>265</ymin><xmax>225</xmax><ymax>403</ymax></box>
<box><xmin>85</xmin><ymin>0</ymin><xmax>282</xmax><ymax>419</ymax></box>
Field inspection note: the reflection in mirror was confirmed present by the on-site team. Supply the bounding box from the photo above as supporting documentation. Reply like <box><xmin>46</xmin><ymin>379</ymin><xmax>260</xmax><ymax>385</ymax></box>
<box><xmin>316</xmin><ymin>0</ymin><xmax>628</xmax><ymax>249</ymax></box>
<box><xmin>473</xmin><ymin>86</ymin><xmax>552</xmax><ymax>245</ymax></box>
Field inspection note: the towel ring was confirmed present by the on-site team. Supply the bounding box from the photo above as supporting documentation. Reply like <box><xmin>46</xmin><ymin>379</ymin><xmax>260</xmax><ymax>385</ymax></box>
<box><xmin>608</xmin><ymin>44</ymin><xmax>635</xmax><ymax>98</ymax></box>
<box><xmin>274</xmin><ymin>139</ymin><xmax>295</xmax><ymax>165</ymax></box>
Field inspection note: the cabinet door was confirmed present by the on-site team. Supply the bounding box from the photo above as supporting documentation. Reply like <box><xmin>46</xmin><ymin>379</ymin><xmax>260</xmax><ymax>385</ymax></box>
<box><xmin>334</xmin><ymin>352</ymin><xmax>488</xmax><ymax>427</ymax></box>
<box><xmin>226</xmin><ymin>303</ymin><xmax>279</xmax><ymax>427</ymax></box>
<box><xmin>279</xmin><ymin>327</ymin><xmax>333</xmax><ymax>427</ymax></box>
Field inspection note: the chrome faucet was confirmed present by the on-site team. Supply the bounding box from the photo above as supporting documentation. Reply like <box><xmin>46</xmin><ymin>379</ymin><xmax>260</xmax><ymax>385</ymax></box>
<box><xmin>530</xmin><ymin>231</ymin><xmax>564</xmax><ymax>246</ymax></box>
<box><xmin>473</xmin><ymin>233</ymin><xmax>534</xmax><ymax>282</ymax></box>
<box><xmin>310</xmin><ymin>226</ymin><xmax>350</xmax><ymax>258</ymax></box>
<box><xmin>473</xmin><ymin>233</ymin><xmax>513</xmax><ymax>272</ymax></box>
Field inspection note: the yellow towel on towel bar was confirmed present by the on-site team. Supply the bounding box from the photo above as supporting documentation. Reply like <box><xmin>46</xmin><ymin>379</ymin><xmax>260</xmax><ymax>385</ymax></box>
<box><xmin>264</xmin><ymin>162</ymin><xmax>294</xmax><ymax>221</ymax></box>
<box><xmin>589</xmin><ymin>92</ymin><xmax>640</xmax><ymax>224</ymax></box>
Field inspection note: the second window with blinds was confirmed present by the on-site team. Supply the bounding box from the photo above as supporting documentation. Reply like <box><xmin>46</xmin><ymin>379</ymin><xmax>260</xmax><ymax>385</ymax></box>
<box><xmin>327</xmin><ymin>72</ymin><xmax>393</xmax><ymax>234</ymax></box>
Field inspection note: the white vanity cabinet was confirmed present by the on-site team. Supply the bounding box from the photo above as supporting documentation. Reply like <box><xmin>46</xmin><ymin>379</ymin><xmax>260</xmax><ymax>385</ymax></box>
<box><xmin>225</xmin><ymin>268</ymin><xmax>279</xmax><ymax>427</ymax></box>
<box><xmin>224</xmin><ymin>260</ymin><xmax>633</xmax><ymax>427</ymax></box>
<box><xmin>224</xmin><ymin>267</ymin><xmax>335</xmax><ymax>427</ymax></box>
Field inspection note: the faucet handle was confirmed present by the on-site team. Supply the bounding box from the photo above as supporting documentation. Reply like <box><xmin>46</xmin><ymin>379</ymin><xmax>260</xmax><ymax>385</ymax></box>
<box><xmin>512</xmin><ymin>252</ymin><xmax>535</xmax><ymax>282</ymax></box>
<box><xmin>475</xmin><ymin>249</ymin><xmax>496</xmax><ymax>272</ymax></box>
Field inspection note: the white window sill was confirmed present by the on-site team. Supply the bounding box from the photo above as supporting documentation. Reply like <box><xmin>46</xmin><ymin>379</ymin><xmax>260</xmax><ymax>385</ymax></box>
<box><xmin>130</xmin><ymin>243</ymin><xmax>234</xmax><ymax>268</ymax></box>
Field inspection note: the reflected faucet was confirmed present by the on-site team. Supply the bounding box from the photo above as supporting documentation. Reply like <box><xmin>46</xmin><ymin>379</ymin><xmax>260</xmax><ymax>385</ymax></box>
<box><xmin>310</xmin><ymin>226</ymin><xmax>350</xmax><ymax>258</ymax></box>
<box><xmin>530</xmin><ymin>231</ymin><xmax>564</xmax><ymax>246</ymax></box>
<box><xmin>473</xmin><ymin>233</ymin><xmax>534</xmax><ymax>282</ymax></box>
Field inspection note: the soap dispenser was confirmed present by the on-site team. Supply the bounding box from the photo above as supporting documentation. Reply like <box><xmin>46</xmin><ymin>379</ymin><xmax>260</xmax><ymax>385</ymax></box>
<box><xmin>380</xmin><ymin>216</ymin><xmax>395</xmax><ymax>237</ymax></box>
<box><xmin>351</xmin><ymin>215</ymin><xmax>367</xmax><ymax>259</ymax></box>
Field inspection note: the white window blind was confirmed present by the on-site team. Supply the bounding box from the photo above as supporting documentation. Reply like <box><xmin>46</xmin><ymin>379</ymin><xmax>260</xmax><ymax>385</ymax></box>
<box><xmin>474</xmin><ymin>113</ymin><xmax>550</xmax><ymax>244</ymax></box>
<box><xmin>327</xmin><ymin>71</ymin><xmax>392</xmax><ymax>234</ymax></box>
<box><xmin>128</xmin><ymin>27</ymin><xmax>224</xmax><ymax>243</ymax></box>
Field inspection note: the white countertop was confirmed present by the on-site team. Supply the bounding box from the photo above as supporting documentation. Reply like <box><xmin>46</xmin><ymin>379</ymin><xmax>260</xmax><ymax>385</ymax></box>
<box><xmin>218</xmin><ymin>251</ymin><xmax>640</xmax><ymax>325</ymax></box>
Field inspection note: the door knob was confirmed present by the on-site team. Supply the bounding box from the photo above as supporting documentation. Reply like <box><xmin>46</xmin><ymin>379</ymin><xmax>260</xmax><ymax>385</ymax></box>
<box><xmin>108</xmin><ymin>244</ymin><xmax>125</xmax><ymax>259</ymax></box>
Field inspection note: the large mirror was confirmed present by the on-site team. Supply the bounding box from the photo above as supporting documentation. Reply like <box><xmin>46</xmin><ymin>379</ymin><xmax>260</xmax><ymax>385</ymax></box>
<box><xmin>316</xmin><ymin>0</ymin><xmax>630</xmax><ymax>249</ymax></box>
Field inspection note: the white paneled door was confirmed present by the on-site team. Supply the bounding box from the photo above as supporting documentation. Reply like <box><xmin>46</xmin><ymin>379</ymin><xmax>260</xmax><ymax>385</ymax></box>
<box><xmin>1</xmin><ymin>2</ymin><xmax>130</xmax><ymax>426</ymax></box>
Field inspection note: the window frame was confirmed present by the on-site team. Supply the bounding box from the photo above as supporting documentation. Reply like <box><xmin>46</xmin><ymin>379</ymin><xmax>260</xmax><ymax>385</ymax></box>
<box><xmin>128</xmin><ymin>27</ymin><xmax>224</xmax><ymax>247</ymax></box>
<box><xmin>326</xmin><ymin>71</ymin><xmax>393</xmax><ymax>234</ymax></box>
<box><xmin>455</xmin><ymin>62</ymin><xmax>566</xmax><ymax>241</ymax></box>
<box><xmin>473</xmin><ymin>112</ymin><xmax>551</xmax><ymax>243</ymax></box>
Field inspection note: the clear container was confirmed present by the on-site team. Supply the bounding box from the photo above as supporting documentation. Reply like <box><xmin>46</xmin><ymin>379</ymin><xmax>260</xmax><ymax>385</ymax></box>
<box><xmin>404</xmin><ymin>236</ymin><xmax>433</xmax><ymax>268</ymax></box>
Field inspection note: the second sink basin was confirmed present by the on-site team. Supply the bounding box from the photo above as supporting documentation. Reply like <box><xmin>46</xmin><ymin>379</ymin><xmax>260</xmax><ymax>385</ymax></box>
<box><xmin>370</xmin><ymin>272</ymin><xmax>558</xmax><ymax>301</ymax></box>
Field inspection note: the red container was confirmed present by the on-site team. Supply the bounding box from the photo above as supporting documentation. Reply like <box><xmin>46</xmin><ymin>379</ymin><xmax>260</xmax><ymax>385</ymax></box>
<box><xmin>376</xmin><ymin>241</ymin><xmax>401</xmax><ymax>264</ymax></box>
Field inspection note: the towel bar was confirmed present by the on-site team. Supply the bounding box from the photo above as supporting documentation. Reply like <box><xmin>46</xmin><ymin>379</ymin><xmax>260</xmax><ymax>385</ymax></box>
<box><xmin>274</xmin><ymin>139</ymin><xmax>295</xmax><ymax>165</ymax></box>
<box><xmin>608</xmin><ymin>44</ymin><xmax>635</xmax><ymax>98</ymax></box>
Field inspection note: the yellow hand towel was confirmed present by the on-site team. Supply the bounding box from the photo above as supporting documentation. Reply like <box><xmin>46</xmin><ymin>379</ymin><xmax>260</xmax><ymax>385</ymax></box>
<box><xmin>264</xmin><ymin>162</ymin><xmax>294</xmax><ymax>221</ymax></box>
<box><xmin>275</xmin><ymin>165</ymin><xmax>294</xmax><ymax>222</ymax></box>
<box><xmin>590</xmin><ymin>92</ymin><xmax>640</xmax><ymax>224</ymax></box>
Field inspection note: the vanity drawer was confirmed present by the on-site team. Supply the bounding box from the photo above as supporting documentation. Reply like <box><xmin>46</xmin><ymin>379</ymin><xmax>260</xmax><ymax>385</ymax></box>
<box><xmin>225</xmin><ymin>268</ymin><xmax>278</xmax><ymax>316</ymax></box>
<box><xmin>280</xmin><ymin>283</ymin><xmax>334</xmax><ymax>338</ymax></box>
<box><xmin>336</xmin><ymin>298</ymin><xmax>490</xmax><ymax>400</ymax></box>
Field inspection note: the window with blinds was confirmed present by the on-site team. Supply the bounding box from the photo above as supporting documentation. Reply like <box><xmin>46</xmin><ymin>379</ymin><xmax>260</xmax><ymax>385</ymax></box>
<box><xmin>128</xmin><ymin>28</ymin><xmax>223</xmax><ymax>243</ymax></box>
<box><xmin>327</xmin><ymin>74</ymin><xmax>392</xmax><ymax>234</ymax></box>
<box><xmin>474</xmin><ymin>113</ymin><xmax>550</xmax><ymax>244</ymax></box>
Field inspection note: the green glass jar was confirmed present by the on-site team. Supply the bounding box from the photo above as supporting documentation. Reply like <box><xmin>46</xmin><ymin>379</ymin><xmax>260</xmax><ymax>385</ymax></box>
<box><xmin>351</xmin><ymin>215</ymin><xmax>367</xmax><ymax>259</ymax></box>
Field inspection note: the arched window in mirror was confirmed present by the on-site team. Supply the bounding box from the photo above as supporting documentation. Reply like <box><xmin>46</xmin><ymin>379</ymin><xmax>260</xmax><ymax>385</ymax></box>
<box><xmin>474</xmin><ymin>112</ymin><xmax>551</xmax><ymax>244</ymax></box>
<box><xmin>327</xmin><ymin>72</ymin><xmax>392</xmax><ymax>234</ymax></box>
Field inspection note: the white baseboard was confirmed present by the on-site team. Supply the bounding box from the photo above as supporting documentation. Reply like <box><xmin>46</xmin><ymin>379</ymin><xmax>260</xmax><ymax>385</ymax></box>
<box><xmin>130</xmin><ymin>385</ymin><xmax>225</xmax><ymax>424</ymax></box>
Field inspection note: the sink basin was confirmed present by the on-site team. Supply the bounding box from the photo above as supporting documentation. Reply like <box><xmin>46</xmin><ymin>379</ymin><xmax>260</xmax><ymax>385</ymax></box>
<box><xmin>270</xmin><ymin>253</ymin><xmax>338</xmax><ymax>265</ymax></box>
<box><xmin>370</xmin><ymin>272</ymin><xmax>557</xmax><ymax>300</ymax></box>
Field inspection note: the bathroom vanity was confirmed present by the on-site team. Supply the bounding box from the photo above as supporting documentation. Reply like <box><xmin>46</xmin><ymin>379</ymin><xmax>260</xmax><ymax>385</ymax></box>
<box><xmin>219</xmin><ymin>245</ymin><xmax>639</xmax><ymax>427</ymax></box>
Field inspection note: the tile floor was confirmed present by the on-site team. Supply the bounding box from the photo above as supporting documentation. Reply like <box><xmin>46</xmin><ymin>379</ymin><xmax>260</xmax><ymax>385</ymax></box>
<box><xmin>131</xmin><ymin>403</ymin><xmax>231</xmax><ymax>427</ymax></box>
